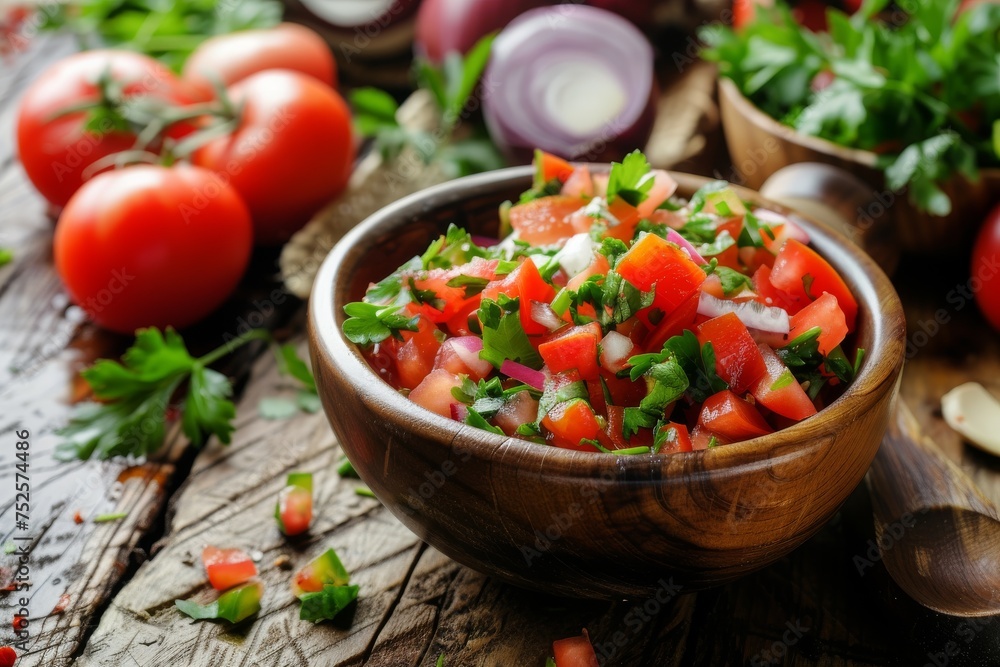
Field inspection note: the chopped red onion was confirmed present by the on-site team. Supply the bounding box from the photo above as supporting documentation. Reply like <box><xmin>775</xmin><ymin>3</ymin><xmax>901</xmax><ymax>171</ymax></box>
<box><xmin>450</xmin><ymin>336</ymin><xmax>493</xmax><ymax>378</ymax></box>
<box><xmin>530</xmin><ymin>300</ymin><xmax>564</xmax><ymax>331</ymax></box>
<box><xmin>450</xmin><ymin>402</ymin><xmax>469</xmax><ymax>421</ymax></box>
<box><xmin>599</xmin><ymin>330</ymin><xmax>634</xmax><ymax>372</ymax></box>
<box><xmin>500</xmin><ymin>359</ymin><xmax>546</xmax><ymax>390</ymax></box>
<box><xmin>665</xmin><ymin>229</ymin><xmax>706</xmax><ymax>265</ymax></box>
<box><xmin>697</xmin><ymin>292</ymin><xmax>790</xmax><ymax>334</ymax></box>
<box><xmin>482</xmin><ymin>4</ymin><xmax>656</xmax><ymax>162</ymax></box>
<box><xmin>471</xmin><ymin>234</ymin><xmax>500</xmax><ymax>247</ymax></box>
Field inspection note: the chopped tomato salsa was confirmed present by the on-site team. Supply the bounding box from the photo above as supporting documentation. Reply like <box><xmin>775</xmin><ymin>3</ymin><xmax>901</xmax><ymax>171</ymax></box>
<box><xmin>343</xmin><ymin>150</ymin><xmax>864</xmax><ymax>453</ymax></box>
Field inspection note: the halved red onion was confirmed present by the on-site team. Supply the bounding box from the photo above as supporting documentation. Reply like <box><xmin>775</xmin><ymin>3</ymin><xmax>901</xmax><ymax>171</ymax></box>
<box><xmin>451</xmin><ymin>336</ymin><xmax>493</xmax><ymax>378</ymax></box>
<box><xmin>665</xmin><ymin>229</ymin><xmax>706</xmax><ymax>265</ymax></box>
<box><xmin>697</xmin><ymin>292</ymin><xmax>790</xmax><ymax>334</ymax></box>
<box><xmin>530</xmin><ymin>300</ymin><xmax>564</xmax><ymax>331</ymax></box>
<box><xmin>500</xmin><ymin>359</ymin><xmax>546</xmax><ymax>390</ymax></box>
<box><xmin>482</xmin><ymin>5</ymin><xmax>656</xmax><ymax>162</ymax></box>
<box><xmin>291</xmin><ymin>0</ymin><xmax>420</xmax><ymax>60</ymax></box>
<box><xmin>414</xmin><ymin>0</ymin><xmax>552</xmax><ymax>63</ymax></box>
<box><xmin>599</xmin><ymin>330</ymin><xmax>634</xmax><ymax>373</ymax></box>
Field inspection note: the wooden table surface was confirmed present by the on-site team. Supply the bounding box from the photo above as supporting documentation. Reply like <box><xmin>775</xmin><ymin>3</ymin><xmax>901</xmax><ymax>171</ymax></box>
<box><xmin>3</xmin><ymin>35</ymin><xmax>1000</xmax><ymax>667</ymax></box>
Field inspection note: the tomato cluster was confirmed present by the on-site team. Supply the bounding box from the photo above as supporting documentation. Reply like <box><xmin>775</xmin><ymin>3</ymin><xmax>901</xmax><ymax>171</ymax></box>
<box><xmin>16</xmin><ymin>25</ymin><xmax>355</xmax><ymax>333</ymax></box>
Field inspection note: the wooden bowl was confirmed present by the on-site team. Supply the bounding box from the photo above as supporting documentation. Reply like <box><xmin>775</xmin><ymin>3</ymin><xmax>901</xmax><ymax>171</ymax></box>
<box><xmin>308</xmin><ymin>166</ymin><xmax>906</xmax><ymax>599</ymax></box>
<box><xmin>718</xmin><ymin>77</ymin><xmax>1000</xmax><ymax>256</ymax></box>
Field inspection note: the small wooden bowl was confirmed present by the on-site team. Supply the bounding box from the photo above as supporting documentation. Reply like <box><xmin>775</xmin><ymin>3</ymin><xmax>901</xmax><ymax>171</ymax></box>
<box><xmin>718</xmin><ymin>77</ymin><xmax>1000</xmax><ymax>256</ymax></box>
<box><xmin>308</xmin><ymin>166</ymin><xmax>906</xmax><ymax>599</ymax></box>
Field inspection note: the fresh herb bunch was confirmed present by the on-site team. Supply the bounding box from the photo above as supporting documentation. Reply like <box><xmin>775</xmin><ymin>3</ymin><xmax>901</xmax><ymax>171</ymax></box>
<box><xmin>349</xmin><ymin>34</ymin><xmax>504</xmax><ymax>179</ymax></box>
<box><xmin>701</xmin><ymin>0</ymin><xmax>1000</xmax><ymax>215</ymax></box>
<box><xmin>41</xmin><ymin>0</ymin><xmax>283</xmax><ymax>69</ymax></box>
<box><xmin>57</xmin><ymin>327</ymin><xmax>316</xmax><ymax>461</ymax></box>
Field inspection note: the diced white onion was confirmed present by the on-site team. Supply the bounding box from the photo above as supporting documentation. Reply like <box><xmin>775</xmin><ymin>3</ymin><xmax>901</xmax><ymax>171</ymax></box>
<box><xmin>697</xmin><ymin>292</ymin><xmax>790</xmax><ymax>334</ymax></box>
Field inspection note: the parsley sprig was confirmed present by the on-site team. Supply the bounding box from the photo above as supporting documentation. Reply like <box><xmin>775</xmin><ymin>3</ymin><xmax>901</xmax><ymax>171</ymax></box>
<box><xmin>702</xmin><ymin>0</ymin><xmax>1000</xmax><ymax>215</ymax></box>
<box><xmin>776</xmin><ymin>327</ymin><xmax>866</xmax><ymax>399</ymax></box>
<box><xmin>57</xmin><ymin>327</ymin><xmax>316</xmax><ymax>461</ymax></box>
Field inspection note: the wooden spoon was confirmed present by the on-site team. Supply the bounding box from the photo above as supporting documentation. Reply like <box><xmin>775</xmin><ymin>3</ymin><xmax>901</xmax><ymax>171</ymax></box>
<box><xmin>867</xmin><ymin>399</ymin><xmax>1000</xmax><ymax>617</ymax></box>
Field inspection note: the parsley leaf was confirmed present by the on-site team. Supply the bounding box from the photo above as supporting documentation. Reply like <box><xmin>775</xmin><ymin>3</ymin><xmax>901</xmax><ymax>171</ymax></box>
<box><xmin>342</xmin><ymin>302</ymin><xmax>420</xmax><ymax>345</ymax></box>
<box><xmin>299</xmin><ymin>585</ymin><xmax>360</xmax><ymax>624</ymax></box>
<box><xmin>606</xmin><ymin>150</ymin><xmax>655</xmax><ymax>206</ymax></box>
<box><xmin>478</xmin><ymin>298</ymin><xmax>542</xmax><ymax>370</ymax></box>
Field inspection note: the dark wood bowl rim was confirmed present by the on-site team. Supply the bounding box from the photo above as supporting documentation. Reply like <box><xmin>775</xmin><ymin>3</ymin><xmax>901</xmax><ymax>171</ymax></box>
<box><xmin>310</xmin><ymin>165</ymin><xmax>904</xmax><ymax>477</ymax></box>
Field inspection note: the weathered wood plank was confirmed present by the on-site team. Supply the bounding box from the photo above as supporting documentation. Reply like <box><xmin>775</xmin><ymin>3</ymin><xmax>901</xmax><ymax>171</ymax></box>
<box><xmin>76</xmin><ymin>338</ymin><xmax>430</xmax><ymax>667</ymax></box>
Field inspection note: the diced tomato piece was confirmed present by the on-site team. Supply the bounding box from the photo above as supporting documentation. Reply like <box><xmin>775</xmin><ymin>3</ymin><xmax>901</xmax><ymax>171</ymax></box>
<box><xmin>536</xmin><ymin>150</ymin><xmax>575</xmax><ymax>183</ymax></box>
<box><xmin>752</xmin><ymin>265</ymin><xmax>800</xmax><ymax>313</ymax></box>
<box><xmin>635</xmin><ymin>170</ymin><xmax>679</xmax><ymax>218</ymax></box>
<box><xmin>561</xmin><ymin>165</ymin><xmax>594</xmax><ymax>198</ymax></box>
<box><xmin>203</xmin><ymin>546</ymin><xmax>258</xmax><ymax>591</ymax></box>
<box><xmin>751</xmin><ymin>344</ymin><xmax>817</xmax><ymax>421</ymax></box>
<box><xmin>292</xmin><ymin>548</ymin><xmax>350</xmax><ymax>597</ymax></box>
<box><xmin>567</xmin><ymin>253</ymin><xmax>609</xmax><ymax>291</ymax></box>
<box><xmin>587</xmin><ymin>379</ymin><xmax>608</xmax><ymax>416</ymax></box>
<box><xmin>433</xmin><ymin>337</ymin><xmax>492</xmax><ymax>381</ymax></box>
<box><xmin>742</xmin><ymin>246</ymin><xmax>775</xmax><ymax>273</ymax></box>
<box><xmin>553</xmin><ymin>631</ymin><xmax>600</xmax><ymax>667</ymax></box>
<box><xmin>701</xmin><ymin>274</ymin><xmax>725</xmax><ymax>299</ymax></box>
<box><xmin>602</xmin><ymin>197</ymin><xmax>641</xmax><ymax>241</ymax></box>
<box><xmin>509</xmin><ymin>195</ymin><xmax>582</xmax><ymax>246</ymax></box>
<box><xmin>618</xmin><ymin>233</ymin><xmax>706</xmax><ymax>320</ymax></box>
<box><xmin>690</xmin><ymin>425</ymin><xmax>728</xmax><ymax>450</ymax></box>
<box><xmin>604</xmin><ymin>405</ymin><xmax>656</xmax><ymax>449</ymax></box>
<box><xmin>539</xmin><ymin>322</ymin><xmax>601</xmax><ymax>381</ymax></box>
<box><xmin>698</xmin><ymin>390</ymin><xmax>773</xmax><ymax>441</ymax></box>
<box><xmin>656</xmin><ymin>421</ymin><xmax>693</xmax><ymax>454</ymax></box>
<box><xmin>493</xmin><ymin>390</ymin><xmax>540</xmax><ymax>436</ymax></box>
<box><xmin>445</xmin><ymin>298</ymin><xmax>482</xmax><ymax>337</ymax></box>
<box><xmin>542</xmin><ymin>399</ymin><xmax>602</xmax><ymax>450</ymax></box>
<box><xmin>394</xmin><ymin>313</ymin><xmax>441</xmax><ymax>390</ymax></box>
<box><xmin>643</xmin><ymin>292</ymin><xmax>699</xmax><ymax>352</ymax></box>
<box><xmin>409</xmin><ymin>257</ymin><xmax>498</xmax><ymax>323</ymax></box>
<box><xmin>788</xmin><ymin>292</ymin><xmax>848</xmax><ymax>356</ymax></box>
<box><xmin>409</xmin><ymin>368</ymin><xmax>464</xmax><ymax>418</ymax></box>
<box><xmin>770</xmin><ymin>239</ymin><xmax>858</xmax><ymax>331</ymax></box>
<box><xmin>277</xmin><ymin>485</ymin><xmax>312</xmax><ymax>537</ymax></box>
<box><xmin>601</xmin><ymin>369</ymin><xmax>647</xmax><ymax>407</ymax></box>
<box><xmin>696</xmin><ymin>312</ymin><xmax>767</xmax><ymax>394</ymax></box>
<box><xmin>482</xmin><ymin>258</ymin><xmax>557</xmax><ymax>335</ymax></box>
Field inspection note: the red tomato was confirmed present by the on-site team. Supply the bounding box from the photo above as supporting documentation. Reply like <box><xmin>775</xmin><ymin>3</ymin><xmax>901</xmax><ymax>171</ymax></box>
<box><xmin>604</xmin><ymin>405</ymin><xmax>658</xmax><ymax>449</ymax></box>
<box><xmin>392</xmin><ymin>313</ymin><xmax>442</xmax><ymax>390</ymax></box>
<box><xmin>542</xmin><ymin>399</ymin><xmax>602</xmax><ymax>450</ymax></box>
<box><xmin>696</xmin><ymin>313</ymin><xmax>768</xmax><ymax>394</ymax></box>
<box><xmin>751</xmin><ymin>344</ymin><xmax>817</xmax><ymax>421</ymax></box>
<box><xmin>182</xmin><ymin>23</ymin><xmax>337</xmax><ymax>102</ymax></box>
<box><xmin>481</xmin><ymin>259</ymin><xmax>557</xmax><ymax>335</ymax></box>
<box><xmin>658</xmin><ymin>421</ymin><xmax>694</xmax><ymax>454</ymax></box>
<box><xmin>601</xmin><ymin>198</ymin><xmax>642</xmax><ymax>242</ymax></box>
<box><xmin>509</xmin><ymin>196</ymin><xmax>582</xmax><ymax>245</ymax></box>
<box><xmin>644</xmin><ymin>293</ymin><xmax>699</xmax><ymax>352</ymax></box>
<box><xmin>535</xmin><ymin>150</ymin><xmax>575</xmax><ymax>183</ymax></box>
<box><xmin>192</xmin><ymin>70</ymin><xmax>355</xmax><ymax>245</ymax></box>
<box><xmin>493</xmin><ymin>390</ymin><xmax>540</xmax><ymax>436</ymax></box>
<box><xmin>0</xmin><ymin>646</ymin><xmax>15</xmax><ymax>667</ymax></box>
<box><xmin>561</xmin><ymin>166</ymin><xmax>595</xmax><ymax>199</ymax></box>
<box><xmin>787</xmin><ymin>292</ymin><xmax>848</xmax><ymax>355</ymax></box>
<box><xmin>53</xmin><ymin>164</ymin><xmax>252</xmax><ymax>334</ymax></box>
<box><xmin>771</xmin><ymin>240</ymin><xmax>858</xmax><ymax>331</ymax></box>
<box><xmin>202</xmin><ymin>546</ymin><xmax>258</xmax><ymax>591</ymax></box>
<box><xmin>553</xmin><ymin>631</ymin><xmax>600</xmax><ymax>667</ymax></box>
<box><xmin>699</xmin><ymin>390</ymin><xmax>774</xmax><ymax>441</ymax></box>
<box><xmin>277</xmin><ymin>485</ymin><xmax>313</xmax><ymax>536</ymax></box>
<box><xmin>538</xmin><ymin>323</ymin><xmax>602</xmax><ymax>381</ymax></box>
<box><xmin>567</xmin><ymin>253</ymin><xmax>609</xmax><ymax>292</ymax></box>
<box><xmin>16</xmin><ymin>50</ymin><xmax>192</xmax><ymax>208</ymax></box>
<box><xmin>409</xmin><ymin>368</ymin><xmax>464</xmax><ymax>418</ymax></box>
<box><xmin>972</xmin><ymin>203</ymin><xmax>1000</xmax><ymax>331</ymax></box>
<box><xmin>617</xmin><ymin>232</ymin><xmax>706</xmax><ymax>321</ymax></box>
<box><xmin>752</xmin><ymin>265</ymin><xmax>800</xmax><ymax>313</ymax></box>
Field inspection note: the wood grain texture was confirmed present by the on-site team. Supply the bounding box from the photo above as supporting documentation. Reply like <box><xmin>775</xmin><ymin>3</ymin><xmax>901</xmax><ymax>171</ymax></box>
<box><xmin>308</xmin><ymin>167</ymin><xmax>906</xmax><ymax>598</ymax></box>
<box><xmin>717</xmin><ymin>78</ymin><xmax>1000</xmax><ymax>256</ymax></box>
